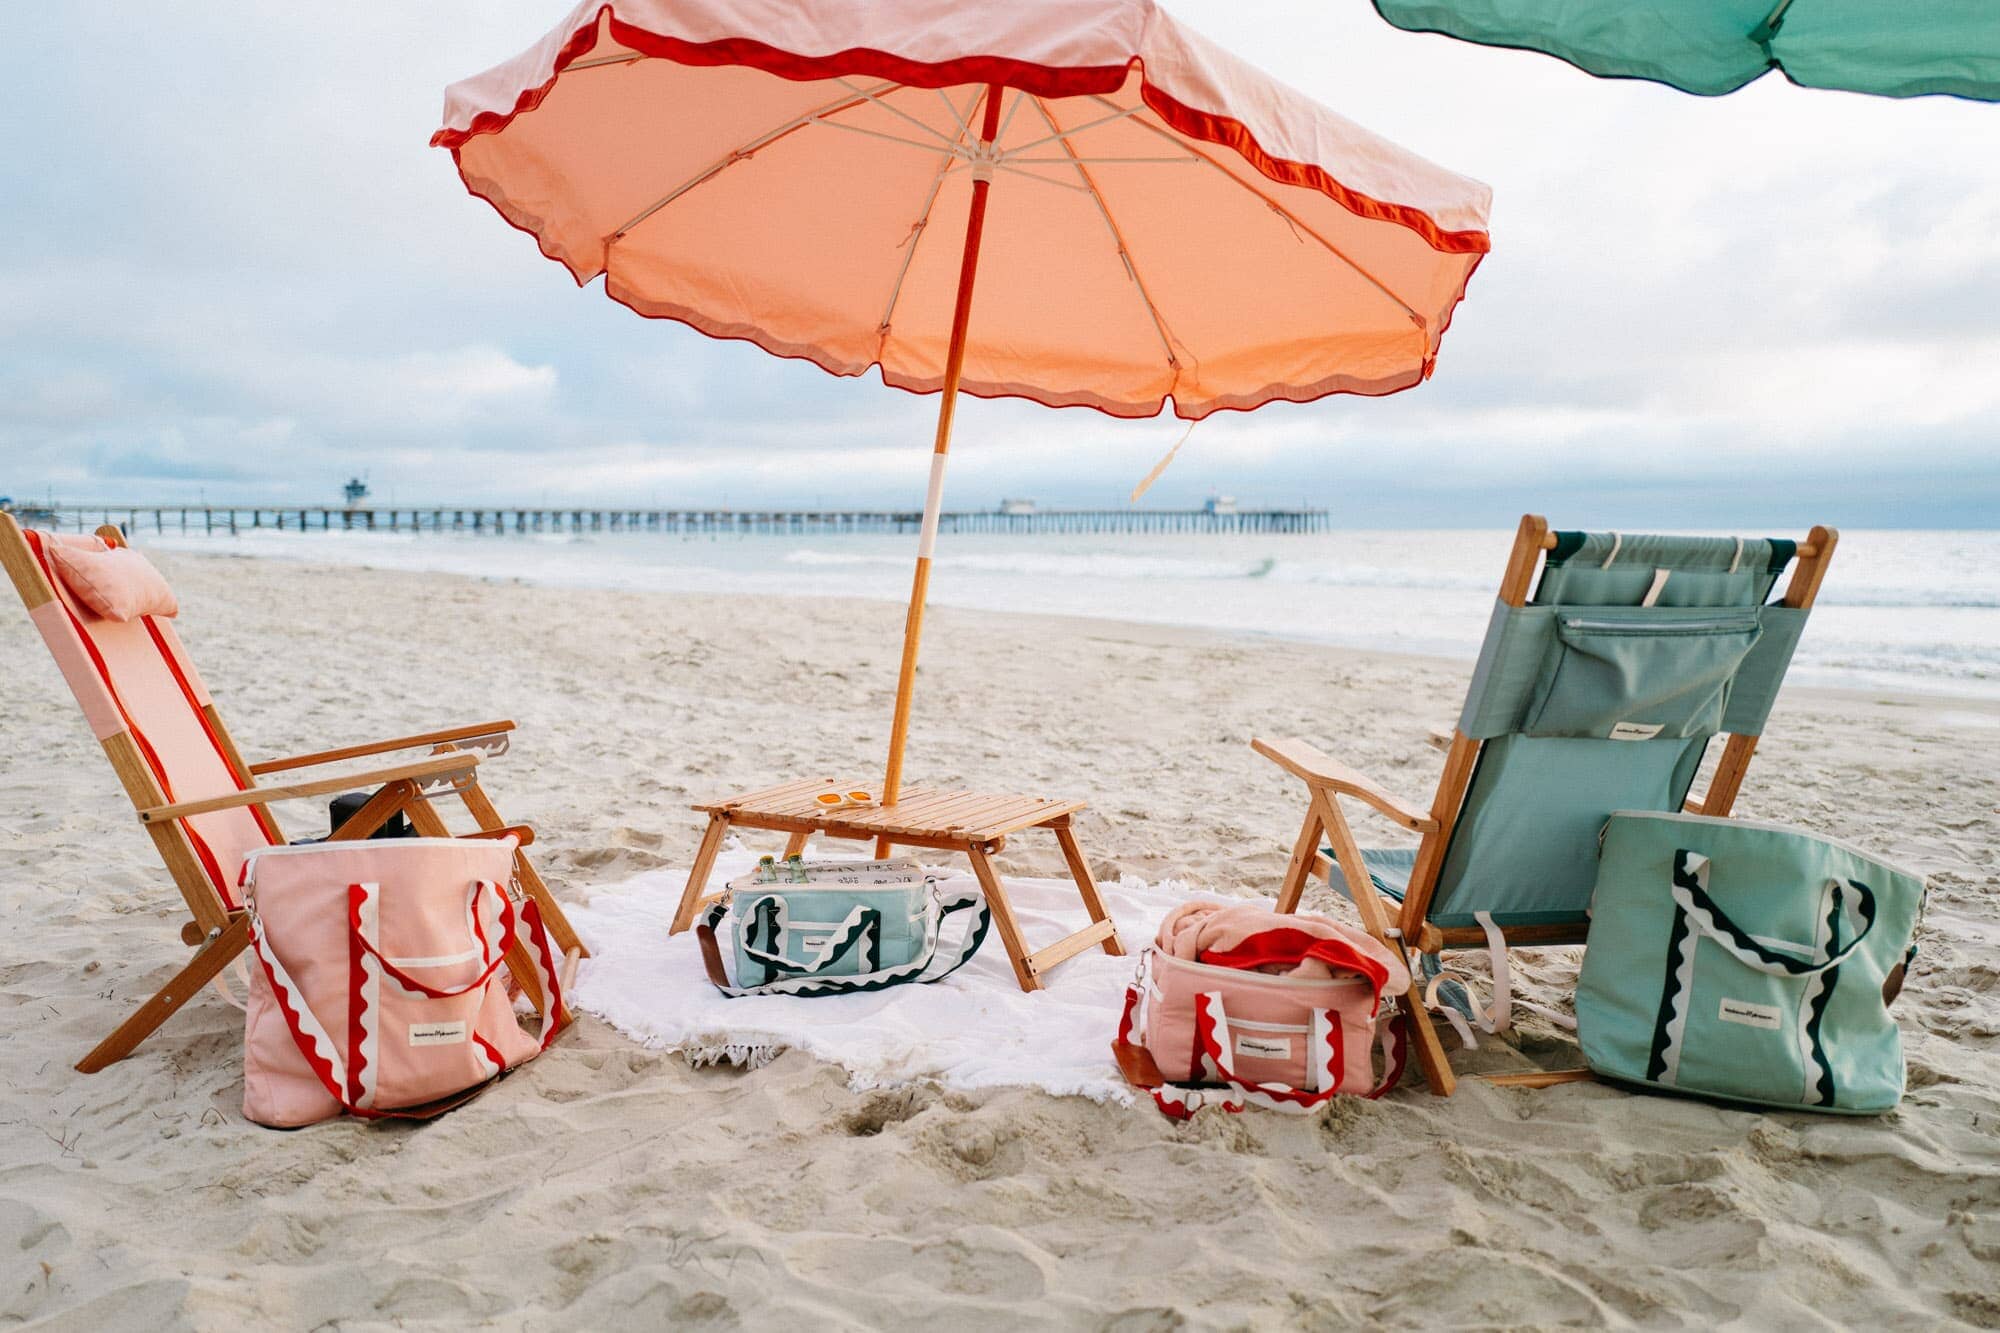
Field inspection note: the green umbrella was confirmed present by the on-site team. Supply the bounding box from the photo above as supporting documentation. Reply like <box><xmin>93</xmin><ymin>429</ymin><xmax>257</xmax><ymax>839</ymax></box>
<box><xmin>1375</xmin><ymin>0</ymin><xmax>2000</xmax><ymax>99</ymax></box>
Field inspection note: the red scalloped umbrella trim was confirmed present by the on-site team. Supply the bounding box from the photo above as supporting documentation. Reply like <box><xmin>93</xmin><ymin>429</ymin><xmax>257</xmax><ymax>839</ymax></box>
<box><xmin>430</xmin><ymin>8</ymin><xmax>1489</xmax><ymax>258</ymax></box>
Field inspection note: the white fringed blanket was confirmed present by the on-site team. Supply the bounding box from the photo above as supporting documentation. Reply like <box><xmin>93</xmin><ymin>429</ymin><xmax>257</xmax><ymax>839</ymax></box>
<box><xmin>568</xmin><ymin>841</ymin><xmax>1193</xmax><ymax>1102</ymax></box>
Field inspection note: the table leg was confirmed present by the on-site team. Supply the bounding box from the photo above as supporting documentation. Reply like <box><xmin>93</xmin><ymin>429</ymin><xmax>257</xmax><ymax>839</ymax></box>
<box><xmin>1052</xmin><ymin>818</ymin><xmax>1124</xmax><ymax>956</ymax></box>
<box><xmin>672</xmin><ymin>813</ymin><xmax>731</xmax><ymax>934</ymax></box>
<box><xmin>966</xmin><ymin>842</ymin><xmax>1038</xmax><ymax>992</ymax></box>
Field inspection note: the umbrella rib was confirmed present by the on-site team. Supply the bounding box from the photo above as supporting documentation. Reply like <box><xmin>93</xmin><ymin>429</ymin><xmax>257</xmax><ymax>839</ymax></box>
<box><xmin>609</xmin><ymin>81</ymin><xmax>905</xmax><ymax>240</ymax></box>
<box><xmin>1026</xmin><ymin>95</ymin><xmax>1183</xmax><ymax>376</ymax></box>
<box><xmin>832</xmin><ymin>78</ymin><xmax>966</xmax><ymax>148</ymax></box>
<box><xmin>1000</xmin><ymin>104</ymin><xmax>1146</xmax><ymax>159</ymax></box>
<box><xmin>564</xmin><ymin>52</ymin><xmax>648</xmax><ymax>71</ymax></box>
<box><xmin>807</xmin><ymin>115</ymin><xmax>970</xmax><ymax>159</ymax></box>
<box><xmin>1087</xmin><ymin>94</ymin><xmax>1423</xmax><ymax>329</ymax></box>
<box><xmin>936</xmin><ymin>88</ymin><xmax>977</xmax><ymax>141</ymax></box>
<box><xmin>994</xmin><ymin>89</ymin><xmax>1030</xmax><ymax>146</ymax></box>
<box><xmin>1004</xmin><ymin>155</ymin><xmax>1197</xmax><ymax>165</ymax></box>
<box><xmin>874</xmin><ymin>87</ymin><xmax>986</xmax><ymax>338</ymax></box>
<box><xmin>990</xmin><ymin>163</ymin><xmax>1093</xmax><ymax>193</ymax></box>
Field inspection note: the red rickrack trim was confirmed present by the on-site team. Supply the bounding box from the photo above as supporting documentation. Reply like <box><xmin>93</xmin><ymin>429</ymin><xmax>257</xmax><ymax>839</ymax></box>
<box><xmin>429</xmin><ymin>6</ymin><xmax>1489</xmax><ymax>257</ymax></box>
<box><xmin>247</xmin><ymin>907</ymin><xmax>356</xmax><ymax>1115</ymax></box>
<box><xmin>518</xmin><ymin>898</ymin><xmax>573</xmax><ymax>1039</ymax></box>
<box><xmin>347</xmin><ymin>882</ymin><xmax>375</xmax><ymax>1108</ymax></box>
<box><xmin>471</xmin><ymin>1031</ymin><xmax>508</xmax><ymax>1079</ymax></box>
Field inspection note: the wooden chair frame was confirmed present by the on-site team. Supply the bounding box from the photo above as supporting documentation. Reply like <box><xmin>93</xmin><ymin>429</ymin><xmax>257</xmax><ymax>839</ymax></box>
<box><xmin>1255</xmin><ymin>514</ymin><xmax>1839</xmax><ymax>1096</ymax></box>
<box><xmin>0</xmin><ymin>515</ymin><xmax>584</xmax><ymax>1072</ymax></box>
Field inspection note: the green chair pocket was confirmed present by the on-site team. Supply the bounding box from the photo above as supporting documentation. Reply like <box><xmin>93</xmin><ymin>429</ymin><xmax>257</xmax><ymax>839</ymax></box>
<box><xmin>1524</xmin><ymin>607</ymin><xmax>1763</xmax><ymax>740</ymax></box>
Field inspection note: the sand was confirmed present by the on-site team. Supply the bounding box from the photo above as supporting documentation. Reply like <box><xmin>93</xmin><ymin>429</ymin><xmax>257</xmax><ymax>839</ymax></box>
<box><xmin>1</xmin><ymin>549</ymin><xmax>1996</xmax><ymax>1329</ymax></box>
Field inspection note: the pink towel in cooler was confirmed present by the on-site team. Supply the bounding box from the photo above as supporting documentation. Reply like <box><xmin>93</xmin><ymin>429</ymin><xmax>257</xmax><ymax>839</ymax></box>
<box><xmin>1156</xmin><ymin>900</ymin><xmax>1408</xmax><ymax>994</ymax></box>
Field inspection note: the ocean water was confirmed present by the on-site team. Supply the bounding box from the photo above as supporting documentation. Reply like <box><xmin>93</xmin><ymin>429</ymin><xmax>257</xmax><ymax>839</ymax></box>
<box><xmin>140</xmin><ymin>526</ymin><xmax>2000</xmax><ymax>699</ymax></box>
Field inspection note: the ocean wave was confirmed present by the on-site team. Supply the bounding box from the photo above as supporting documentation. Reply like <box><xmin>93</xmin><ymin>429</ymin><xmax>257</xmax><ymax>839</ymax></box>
<box><xmin>1262</xmin><ymin>563</ymin><xmax>1497</xmax><ymax>592</ymax></box>
<box><xmin>1815</xmin><ymin>590</ymin><xmax>2000</xmax><ymax>609</ymax></box>
<box><xmin>665</xmin><ymin>545</ymin><xmax>2000</xmax><ymax>606</ymax></box>
<box><xmin>783</xmin><ymin>548</ymin><xmax>1278</xmax><ymax>581</ymax></box>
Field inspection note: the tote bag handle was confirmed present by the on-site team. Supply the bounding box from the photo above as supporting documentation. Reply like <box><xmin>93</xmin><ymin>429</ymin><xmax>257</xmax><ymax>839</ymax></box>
<box><xmin>349</xmin><ymin>879</ymin><xmax>517</xmax><ymax>999</ymax></box>
<box><xmin>1669</xmin><ymin>849</ymin><xmax>1876</xmax><ymax>978</ymax></box>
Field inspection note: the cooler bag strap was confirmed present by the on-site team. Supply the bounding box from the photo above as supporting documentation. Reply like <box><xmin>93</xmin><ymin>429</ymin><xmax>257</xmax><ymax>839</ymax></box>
<box><xmin>1117</xmin><ymin>978</ymin><xmax>1144</xmax><ymax>1047</ymax></box>
<box><xmin>1670</xmin><ymin>850</ymin><xmax>1876</xmax><ymax>977</ymax></box>
<box><xmin>208</xmin><ymin>954</ymin><xmax>253</xmax><ymax>1011</ymax></box>
<box><xmin>504</xmin><ymin>894</ymin><xmax>572</xmax><ymax>1052</ymax></box>
<box><xmin>1366</xmin><ymin>1012</ymin><xmax>1411</xmax><ymax>1099</ymax></box>
<box><xmin>908</xmin><ymin>885</ymin><xmax>991</xmax><ymax>986</ymax></box>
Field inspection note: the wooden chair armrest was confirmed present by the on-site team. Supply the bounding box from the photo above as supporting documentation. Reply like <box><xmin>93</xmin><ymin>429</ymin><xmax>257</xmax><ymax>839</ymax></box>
<box><xmin>249</xmin><ymin>720</ymin><xmax>516</xmax><ymax>775</ymax></box>
<box><xmin>1424</xmin><ymin>725</ymin><xmax>1455</xmax><ymax>753</ymax></box>
<box><xmin>1250</xmin><ymin>736</ymin><xmax>1439</xmax><ymax>833</ymax></box>
<box><xmin>139</xmin><ymin>753</ymin><xmax>479</xmax><ymax>824</ymax></box>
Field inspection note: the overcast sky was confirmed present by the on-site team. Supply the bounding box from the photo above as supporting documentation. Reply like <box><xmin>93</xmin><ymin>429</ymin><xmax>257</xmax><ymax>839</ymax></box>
<box><xmin>3</xmin><ymin>3</ymin><xmax>1996</xmax><ymax>527</ymax></box>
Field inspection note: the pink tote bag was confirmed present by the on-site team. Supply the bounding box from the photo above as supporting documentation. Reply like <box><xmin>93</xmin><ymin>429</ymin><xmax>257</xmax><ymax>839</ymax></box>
<box><xmin>240</xmin><ymin>837</ymin><xmax>569</xmax><ymax>1127</ymax></box>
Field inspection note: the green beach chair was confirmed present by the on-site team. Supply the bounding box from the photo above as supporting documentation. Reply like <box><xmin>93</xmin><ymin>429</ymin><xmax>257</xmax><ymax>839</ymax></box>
<box><xmin>1253</xmin><ymin>514</ymin><xmax>1838</xmax><ymax>1095</ymax></box>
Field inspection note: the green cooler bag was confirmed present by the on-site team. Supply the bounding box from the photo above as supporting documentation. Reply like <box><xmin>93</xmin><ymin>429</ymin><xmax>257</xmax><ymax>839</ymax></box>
<box><xmin>1576</xmin><ymin>812</ymin><xmax>1925</xmax><ymax>1113</ymax></box>
<box><xmin>695</xmin><ymin>859</ymin><xmax>991</xmax><ymax>997</ymax></box>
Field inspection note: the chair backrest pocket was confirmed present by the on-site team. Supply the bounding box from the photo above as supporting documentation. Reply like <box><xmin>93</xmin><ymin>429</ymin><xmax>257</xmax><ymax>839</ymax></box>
<box><xmin>1524</xmin><ymin>607</ymin><xmax>1763</xmax><ymax>740</ymax></box>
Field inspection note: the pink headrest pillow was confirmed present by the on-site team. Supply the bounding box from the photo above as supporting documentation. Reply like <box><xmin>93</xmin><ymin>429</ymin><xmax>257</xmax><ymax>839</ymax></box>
<box><xmin>47</xmin><ymin>543</ymin><xmax>179</xmax><ymax>621</ymax></box>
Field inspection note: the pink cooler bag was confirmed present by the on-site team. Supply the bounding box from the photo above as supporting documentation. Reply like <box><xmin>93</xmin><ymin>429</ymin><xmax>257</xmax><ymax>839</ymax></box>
<box><xmin>1114</xmin><ymin>901</ymin><xmax>1411</xmax><ymax>1118</ymax></box>
<box><xmin>239</xmin><ymin>837</ymin><xmax>570</xmax><ymax>1127</ymax></box>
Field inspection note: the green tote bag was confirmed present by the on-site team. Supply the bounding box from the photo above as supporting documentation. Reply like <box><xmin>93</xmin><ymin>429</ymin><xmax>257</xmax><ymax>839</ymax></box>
<box><xmin>1577</xmin><ymin>812</ymin><xmax>1925</xmax><ymax>1114</ymax></box>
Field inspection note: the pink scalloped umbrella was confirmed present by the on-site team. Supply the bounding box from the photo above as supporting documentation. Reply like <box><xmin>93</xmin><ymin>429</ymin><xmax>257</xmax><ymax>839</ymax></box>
<box><xmin>433</xmin><ymin>0</ymin><xmax>1492</xmax><ymax>806</ymax></box>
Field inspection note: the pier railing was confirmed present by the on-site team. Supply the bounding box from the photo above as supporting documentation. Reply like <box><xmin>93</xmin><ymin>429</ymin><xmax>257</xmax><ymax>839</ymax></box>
<box><xmin>19</xmin><ymin>504</ymin><xmax>1329</xmax><ymax>537</ymax></box>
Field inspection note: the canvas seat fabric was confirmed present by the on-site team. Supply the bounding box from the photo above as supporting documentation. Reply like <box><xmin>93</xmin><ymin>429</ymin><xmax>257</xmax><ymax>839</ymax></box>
<box><xmin>21</xmin><ymin>529</ymin><xmax>276</xmax><ymax>905</ymax></box>
<box><xmin>1324</xmin><ymin>532</ymin><xmax>1812</xmax><ymax>933</ymax></box>
<box><xmin>1321</xmin><ymin>847</ymin><xmax>1418</xmax><ymax>905</ymax></box>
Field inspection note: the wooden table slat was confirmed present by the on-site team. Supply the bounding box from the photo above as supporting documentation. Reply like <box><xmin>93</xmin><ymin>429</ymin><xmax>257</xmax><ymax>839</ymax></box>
<box><xmin>935</xmin><ymin>791</ymin><xmax>1042</xmax><ymax>833</ymax></box>
<box><xmin>674</xmin><ymin>777</ymin><xmax>1118</xmax><ymax>991</ymax></box>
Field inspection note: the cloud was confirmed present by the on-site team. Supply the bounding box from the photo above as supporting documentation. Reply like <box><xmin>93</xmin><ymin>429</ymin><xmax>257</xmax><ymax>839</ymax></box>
<box><xmin>220</xmin><ymin>345</ymin><xmax>561</xmax><ymax>432</ymax></box>
<box><xmin>0</xmin><ymin>1</ymin><xmax>1995</xmax><ymax>523</ymax></box>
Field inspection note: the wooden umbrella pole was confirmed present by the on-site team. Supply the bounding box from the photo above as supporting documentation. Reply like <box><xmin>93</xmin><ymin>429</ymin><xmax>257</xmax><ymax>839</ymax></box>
<box><xmin>879</xmin><ymin>85</ymin><xmax>1005</xmax><ymax>846</ymax></box>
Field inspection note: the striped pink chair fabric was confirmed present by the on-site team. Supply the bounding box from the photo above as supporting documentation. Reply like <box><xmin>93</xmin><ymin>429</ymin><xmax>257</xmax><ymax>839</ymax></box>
<box><xmin>20</xmin><ymin>529</ymin><xmax>276</xmax><ymax>905</ymax></box>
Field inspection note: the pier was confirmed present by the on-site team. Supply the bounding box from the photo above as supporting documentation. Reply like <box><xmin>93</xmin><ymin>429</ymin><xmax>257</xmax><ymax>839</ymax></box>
<box><xmin>22</xmin><ymin>503</ymin><xmax>1330</xmax><ymax>538</ymax></box>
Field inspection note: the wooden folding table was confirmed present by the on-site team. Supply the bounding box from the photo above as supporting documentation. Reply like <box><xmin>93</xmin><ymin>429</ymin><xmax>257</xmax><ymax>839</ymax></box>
<box><xmin>669</xmin><ymin>778</ymin><xmax>1124</xmax><ymax>990</ymax></box>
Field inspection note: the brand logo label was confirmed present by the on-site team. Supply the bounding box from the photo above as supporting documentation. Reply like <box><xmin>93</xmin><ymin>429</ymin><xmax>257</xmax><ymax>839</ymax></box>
<box><xmin>1236</xmin><ymin>1035</ymin><xmax>1293</xmax><ymax>1060</ymax></box>
<box><xmin>1609</xmin><ymin>721</ymin><xmax>1665</xmax><ymax>741</ymax></box>
<box><xmin>409</xmin><ymin>1020</ymin><xmax>468</xmax><ymax>1047</ymax></box>
<box><xmin>798</xmin><ymin>934</ymin><xmax>835</xmax><ymax>951</ymax></box>
<box><xmin>1716</xmin><ymin>998</ymin><xmax>1783</xmax><ymax>1031</ymax></box>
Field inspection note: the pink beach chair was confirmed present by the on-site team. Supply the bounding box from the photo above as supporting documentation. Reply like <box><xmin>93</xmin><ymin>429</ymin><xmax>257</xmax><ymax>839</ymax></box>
<box><xmin>0</xmin><ymin>514</ymin><xmax>582</xmax><ymax>1072</ymax></box>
